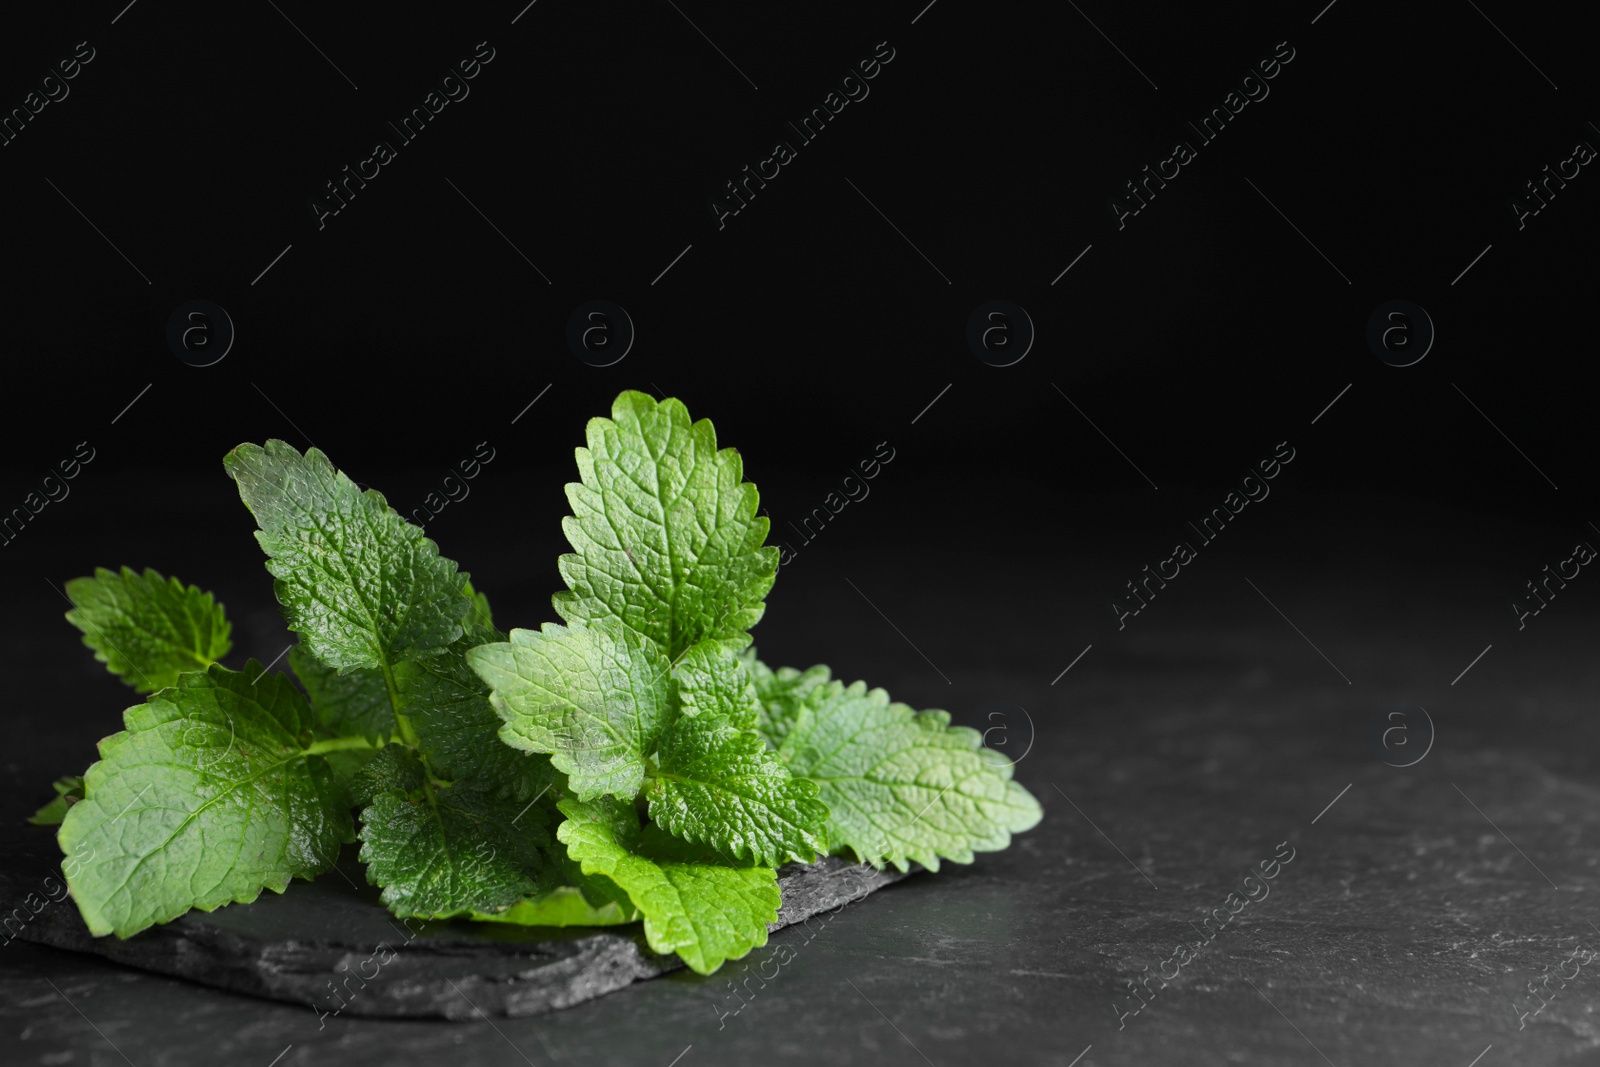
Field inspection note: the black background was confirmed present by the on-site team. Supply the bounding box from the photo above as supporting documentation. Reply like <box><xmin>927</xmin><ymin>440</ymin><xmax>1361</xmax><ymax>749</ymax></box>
<box><xmin>3</xmin><ymin>2</ymin><xmax>1599</xmax><ymax>1063</ymax></box>
<box><xmin>4</xmin><ymin>0</ymin><xmax>1597</xmax><ymax>713</ymax></box>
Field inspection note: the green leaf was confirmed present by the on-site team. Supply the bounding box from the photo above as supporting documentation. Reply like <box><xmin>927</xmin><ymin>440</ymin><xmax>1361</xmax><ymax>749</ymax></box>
<box><xmin>556</xmin><ymin>797</ymin><xmax>780</xmax><ymax>975</ymax></box>
<box><xmin>347</xmin><ymin>745</ymin><xmax>426</xmax><ymax>806</ymax></box>
<box><xmin>678</xmin><ymin>640</ymin><xmax>761</xmax><ymax>729</ymax></box>
<box><xmin>289</xmin><ymin>645</ymin><xmax>392</xmax><ymax>742</ymax></box>
<box><xmin>467</xmin><ymin>622</ymin><xmax>673</xmax><ymax>801</ymax></box>
<box><xmin>397</xmin><ymin>632</ymin><xmax>559</xmax><ymax>804</ymax></box>
<box><xmin>772</xmin><ymin>665</ymin><xmax>1043</xmax><ymax>872</ymax></box>
<box><xmin>358</xmin><ymin>756</ymin><xmax>555</xmax><ymax>919</ymax></box>
<box><xmin>645</xmin><ymin>710</ymin><xmax>826</xmax><ymax>866</ymax></box>
<box><xmin>64</xmin><ymin>567</ymin><xmax>232</xmax><ymax>693</ymax></box>
<box><xmin>29</xmin><ymin>776</ymin><xmax>85</xmax><ymax>826</ymax></box>
<box><xmin>57</xmin><ymin>663</ymin><xmax>358</xmax><ymax>938</ymax></box>
<box><xmin>470</xmin><ymin>885</ymin><xmax>637</xmax><ymax>927</ymax></box>
<box><xmin>462</xmin><ymin>581</ymin><xmax>496</xmax><ymax>639</ymax></box>
<box><xmin>744</xmin><ymin>652</ymin><xmax>833</xmax><ymax>750</ymax></box>
<box><xmin>553</xmin><ymin>391</ymin><xmax>778</xmax><ymax>659</ymax></box>
<box><xmin>223</xmin><ymin>440</ymin><xmax>469</xmax><ymax>672</ymax></box>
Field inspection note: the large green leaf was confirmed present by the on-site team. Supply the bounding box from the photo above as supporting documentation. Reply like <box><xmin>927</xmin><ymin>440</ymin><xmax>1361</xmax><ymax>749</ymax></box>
<box><xmin>553</xmin><ymin>392</ymin><xmax>778</xmax><ymax>659</ymax></box>
<box><xmin>224</xmin><ymin>440</ymin><xmax>468</xmax><ymax>672</ymax></box>
<box><xmin>57</xmin><ymin>663</ymin><xmax>357</xmax><ymax>937</ymax></box>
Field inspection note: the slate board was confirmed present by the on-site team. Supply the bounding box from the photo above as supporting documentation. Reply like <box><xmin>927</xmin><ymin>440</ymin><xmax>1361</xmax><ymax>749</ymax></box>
<box><xmin>0</xmin><ymin>830</ymin><xmax>910</xmax><ymax>1020</ymax></box>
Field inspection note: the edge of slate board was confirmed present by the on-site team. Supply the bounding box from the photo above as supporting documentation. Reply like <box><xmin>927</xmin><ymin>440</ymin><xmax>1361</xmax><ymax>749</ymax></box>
<box><xmin>1</xmin><ymin>832</ymin><xmax>912</xmax><ymax>1020</ymax></box>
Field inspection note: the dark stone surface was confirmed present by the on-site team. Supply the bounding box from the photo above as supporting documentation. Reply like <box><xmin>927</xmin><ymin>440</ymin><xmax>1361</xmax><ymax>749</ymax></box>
<box><xmin>6</xmin><ymin>501</ymin><xmax>1600</xmax><ymax>1064</ymax></box>
<box><xmin>0</xmin><ymin>833</ymin><xmax>908</xmax><ymax>1020</ymax></box>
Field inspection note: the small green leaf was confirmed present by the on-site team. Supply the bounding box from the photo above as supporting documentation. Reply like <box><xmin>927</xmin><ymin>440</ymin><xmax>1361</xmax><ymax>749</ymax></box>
<box><xmin>64</xmin><ymin>567</ymin><xmax>232</xmax><ymax>693</ymax></box>
<box><xmin>462</xmin><ymin>581</ymin><xmax>496</xmax><ymax>638</ymax></box>
<box><xmin>556</xmin><ymin>797</ymin><xmax>779</xmax><ymax>975</ymax></box>
<box><xmin>677</xmin><ymin>640</ymin><xmax>761</xmax><ymax>729</ymax></box>
<box><xmin>772</xmin><ymin>664</ymin><xmax>1043</xmax><ymax>872</ymax></box>
<box><xmin>224</xmin><ymin>440</ymin><xmax>468</xmax><ymax>672</ymax></box>
<box><xmin>470</xmin><ymin>885</ymin><xmax>637</xmax><ymax>927</ymax></box>
<box><xmin>467</xmin><ymin>622</ymin><xmax>673</xmax><ymax>801</ymax></box>
<box><xmin>743</xmin><ymin>652</ymin><xmax>833</xmax><ymax>750</ymax></box>
<box><xmin>58</xmin><ymin>662</ymin><xmax>355</xmax><ymax>938</ymax></box>
<box><xmin>28</xmin><ymin>776</ymin><xmax>85</xmax><ymax>826</ymax></box>
<box><xmin>553</xmin><ymin>391</ymin><xmax>778</xmax><ymax>659</ymax></box>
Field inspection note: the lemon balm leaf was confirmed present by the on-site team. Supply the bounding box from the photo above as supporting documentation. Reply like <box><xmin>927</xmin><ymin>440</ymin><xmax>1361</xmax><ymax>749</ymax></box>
<box><xmin>645</xmin><ymin>710</ymin><xmax>827</xmax><ymax>867</ymax></box>
<box><xmin>28</xmin><ymin>776</ymin><xmax>85</xmax><ymax>827</ymax></box>
<box><xmin>645</xmin><ymin>641</ymin><xmax>828</xmax><ymax>865</ymax></box>
<box><xmin>553</xmin><ymin>391</ymin><xmax>778</xmax><ymax>659</ymax></box>
<box><xmin>56</xmin><ymin>662</ymin><xmax>357</xmax><ymax>938</ymax></box>
<box><xmin>770</xmin><ymin>663</ymin><xmax>1043</xmax><ymax>872</ymax></box>
<box><xmin>744</xmin><ymin>651</ymin><xmax>834</xmax><ymax>750</ymax></box>
<box><xmin>556</xmin><ymin>797</ymin><xmax>779</xmax><ymax>975</ymax></box>
<box><xmin>396</xmin><ymin>631</ymin><xmax>561</xmax><ymax>804</ymax></box>
<box><xmin>357</xmin><ymin>780</ymin><xmax>555</xmax><ymax>919</ymax></box>
<box><xmin>64</xmin><ymin>567</ymin><xmax>232</xmax><ymax>693</ymax></box>
<box><xmin>677</xmin><ymin>640</ymin><xmax>762</xmax><ymax>730</ymax></box>
<box><xmin>224</xmin><ymin>440</ymin><xmax>469</xmax><ymax>672</ymax></box>
<box><xmin>467</xmin><ymin>622</ymin><xmax>673</xmax><ymax>801</ymax></box>
<box><xmin>470</xmin><ymin>885</ymin><xmax>637</xmax><ymax>927</ymax></box>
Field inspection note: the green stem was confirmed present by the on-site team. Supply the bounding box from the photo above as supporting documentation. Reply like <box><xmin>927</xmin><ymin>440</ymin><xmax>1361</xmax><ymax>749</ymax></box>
<box><xmin>378</xmin><ymin>660</ymin><xmax>444</xmax><ymax>812</ymax></box>
<box><xmin>304</xmin><ymin>735</ymin><xmax>380</xmax><ymax>756</ymax></box>
<box><xmin>379</xmin><ymin>661</ymin><xmax>422</xmax><ymax>749</ymax></box>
